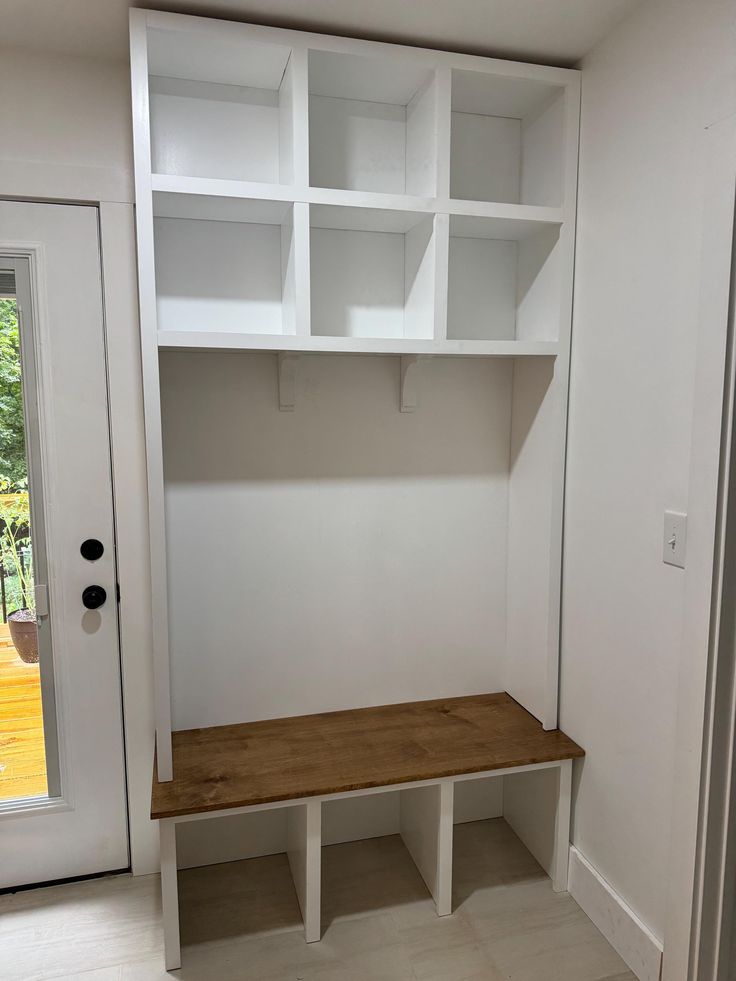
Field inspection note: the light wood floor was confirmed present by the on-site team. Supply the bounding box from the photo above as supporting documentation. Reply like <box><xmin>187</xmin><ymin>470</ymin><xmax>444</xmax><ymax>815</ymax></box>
<box><xmin>0</xmin><ymin>819</ymin><xmax>637</xmax><ymax>981</ymax></box>
<box><xmin>0</xmin><ymin>621</ymin><xmax>47</xmax><ymax>801</ymax></box>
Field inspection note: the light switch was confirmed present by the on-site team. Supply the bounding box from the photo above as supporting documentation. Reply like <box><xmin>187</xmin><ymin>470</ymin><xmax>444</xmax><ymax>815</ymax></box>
<box><xmin>663</xmin><ymin>511</ymin><xmax>687</xmax><ymax>568</ymax></box>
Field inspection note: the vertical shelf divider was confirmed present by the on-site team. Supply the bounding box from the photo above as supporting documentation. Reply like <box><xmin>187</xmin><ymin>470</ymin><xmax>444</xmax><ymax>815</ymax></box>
<box><xmin>433</xmin><ymin>213</ymin><xmax>450</xmax><ymax>343</ymax></box>
<box><xmin>291</xmin><ymin>46</ymin><xmax>311</xmax><ymax>188</ymax></box>
<box><xmin>400</xmin><ymin>780</ymin><xmax>454</xmax><ymax>916</ymax></box>
<box><xmin>287</xmin><ymin>800</ymin><xmax>322</xmax><ymax>942</ymax></box>
<box><xmin>293</xmin><ymin>201</ymin><xmax>312</xmax><ymax>337</ymax></box>
<box><xmin>435</xmin><ymin>67</ymin><xmax>453</xmax><ymax>201</ymax></box>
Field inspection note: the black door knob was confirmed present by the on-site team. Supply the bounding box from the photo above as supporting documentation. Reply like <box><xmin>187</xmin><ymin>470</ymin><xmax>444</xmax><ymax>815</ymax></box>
<box><xmin>82</xmin><ymin>585</ymin><xmax>106</xmax><ymax>610</ymax></box>
<box><xmin>80</xmin><ymin>538</ymin><xmax>104</xmax><ymax>561</ymax></box>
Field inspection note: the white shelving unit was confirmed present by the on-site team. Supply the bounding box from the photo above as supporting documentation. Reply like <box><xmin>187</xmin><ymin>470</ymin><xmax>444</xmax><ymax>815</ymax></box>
<box><xmin>130</xmin><ymin>9</ymin><xmax>581</xmax><ymax>970</ymax></box>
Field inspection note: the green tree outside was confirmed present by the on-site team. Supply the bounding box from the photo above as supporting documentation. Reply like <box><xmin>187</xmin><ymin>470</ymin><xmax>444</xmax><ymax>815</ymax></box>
<box><xmin>0</xmin><ymin>298</ymin><xmax>31</xmax><ymax>618</ymax></box>
<box><xmin>0</xmin><ymin>298</ymin><xmax>26</xmax><ymax>484</ymax></box>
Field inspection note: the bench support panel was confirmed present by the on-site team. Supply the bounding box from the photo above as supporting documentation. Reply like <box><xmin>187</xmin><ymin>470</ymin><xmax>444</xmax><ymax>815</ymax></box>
<box><xmin>160</xmin><ymin>819</ymin><xmax>181</xmax><ymax>971</ymax></box>
<box><xmin>552</xmin><ymin>759</ymin><xmax>572</xmax><ymax>893</ymax></box>
<box><xmin>287</xmin><ymin>800</ymin><xmax>322</xmax><ymax>942</ymax></box>
<box><xmin>400</xmin><ymin>779</ymin><xmax>454</xmax><ymax>915</ymax></box>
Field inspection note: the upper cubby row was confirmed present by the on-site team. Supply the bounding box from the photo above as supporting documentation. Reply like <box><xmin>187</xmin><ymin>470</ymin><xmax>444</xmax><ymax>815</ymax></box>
<box><xmin>146</xmin><ymin>27</ymin><xmax>567</xmax><ymax>208</ymax></box>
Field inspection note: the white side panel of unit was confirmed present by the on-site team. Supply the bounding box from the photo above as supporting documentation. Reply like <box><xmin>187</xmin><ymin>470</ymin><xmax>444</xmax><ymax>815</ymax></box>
<box><xmin>505</xmin><ymin>357</ymin><xmax>557</xmax><ymax>726</ymax></box>
<box><xmin>130</xmin><ymin>8</ymin><xmax>173</xmax><ymax>779</ymax></box>
<box><xmin>521</xmin><ymin>91</ymin><xmax>565</xmax><ymax>208</ymax></box>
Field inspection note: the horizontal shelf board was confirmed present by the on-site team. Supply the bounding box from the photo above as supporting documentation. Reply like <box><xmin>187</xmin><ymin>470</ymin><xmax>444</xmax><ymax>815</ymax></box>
<box><xmin>153</xmin><ymin>190</ymin><xmax>293</xmax><ymax>225</ymax></box>
<box><xmin>310</xmin><ymin>203</ymin><xmax>429</xmax><ymax>234</ymax></box>
<box><xmin>150</xmin><ymin>174</ymin><xmax>565</xmax><ymax>231</ymax></box>
<box><xmin>151</xmin><ymin>692</ymin><xmax>584</xmax><ymax>819</ymax></box>
<box><xmin>157</xmin><ymin>332</ymin><xmax>559</xmax><ymax>357</ymax></box>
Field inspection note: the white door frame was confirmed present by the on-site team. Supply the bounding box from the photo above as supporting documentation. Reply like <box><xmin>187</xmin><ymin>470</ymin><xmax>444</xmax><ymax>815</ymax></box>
<box><xmin>662</xmin><ymin>113</ymin><xmax>736</xmax><ymax>980</ymax></box>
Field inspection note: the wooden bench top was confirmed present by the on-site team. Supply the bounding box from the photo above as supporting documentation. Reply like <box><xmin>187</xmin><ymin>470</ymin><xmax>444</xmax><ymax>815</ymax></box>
<box><xmin>151</xmin><ymin>692</ymin><xmax>584</xmax><ymax>819</ymax></box>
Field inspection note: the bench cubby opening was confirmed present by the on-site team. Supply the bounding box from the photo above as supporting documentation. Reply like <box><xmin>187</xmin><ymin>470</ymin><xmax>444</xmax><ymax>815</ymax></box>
<box><xmin>147</xmin><ymin>28</ymin><xmax>298</xmax><ymax>183</ymax></box>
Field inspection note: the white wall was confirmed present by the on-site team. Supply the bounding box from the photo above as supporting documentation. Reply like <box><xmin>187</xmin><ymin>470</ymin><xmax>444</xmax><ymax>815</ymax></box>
<box><xmin>160</xmin><ymin>351</ymin><xmax>511</xmax><ymax>730</ymax></box>
<box><xmin>0</xmin><ymin>47</ymin><xmax>133</xmax><ymax>202</ymax></box>
<box><xmin>561</xmin><ymin>0</ymin><xmax>736</xmax><ymax>948</ymax></box>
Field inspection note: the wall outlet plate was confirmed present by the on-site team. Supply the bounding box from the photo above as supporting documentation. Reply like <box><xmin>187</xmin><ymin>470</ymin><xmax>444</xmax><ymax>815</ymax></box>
<box><xmin>663</xmin><ymin>510</ymin><xmax>687</xmax><ymax>568</ymax></box>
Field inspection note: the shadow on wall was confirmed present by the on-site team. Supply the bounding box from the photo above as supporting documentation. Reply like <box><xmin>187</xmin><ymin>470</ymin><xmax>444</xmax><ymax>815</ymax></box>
<box><xmin>160</xmin><ymin>351</ymin><xmax>552</xmax><ymax>483</ymax></box>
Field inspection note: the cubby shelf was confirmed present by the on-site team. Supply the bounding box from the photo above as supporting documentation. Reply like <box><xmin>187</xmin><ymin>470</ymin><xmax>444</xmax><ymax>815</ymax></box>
<box><xmin>150</xmin><ymin>172</ymin><xmax>567</xmax><ymax>225</ymax></box>
<box><xmin>156</xmin><ymin>331</ymin><xmax>559</xmax><ymax>357</ymax></box>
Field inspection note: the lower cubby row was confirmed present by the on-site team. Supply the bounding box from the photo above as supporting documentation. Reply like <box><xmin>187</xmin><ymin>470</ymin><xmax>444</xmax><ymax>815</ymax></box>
<box><xmin>152</xmin><ymin>196</ymin><xmax>563</xmax><ymax>344</ymax></box>
<box><xmin>169</xmin><ymin>764</ymin><xmax>571</xmax><ymax>948</ymax></box>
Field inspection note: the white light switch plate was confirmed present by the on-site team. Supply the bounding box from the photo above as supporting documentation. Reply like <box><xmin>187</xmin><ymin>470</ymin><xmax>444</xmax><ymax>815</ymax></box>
<box><xmin>663</xmin><ymin>511</ymin><xmax>687</xmax><ymax>568</ymax></box>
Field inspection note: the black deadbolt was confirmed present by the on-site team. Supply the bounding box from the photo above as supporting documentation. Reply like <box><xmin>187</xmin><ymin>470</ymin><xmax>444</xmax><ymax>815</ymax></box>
<box><xmin>82</xmin><ymin>585</ymin><xmax>107</xmax><ymax>610</ymax></box>
<box><xmin>80</xmin><ymin>538</ymin><xmax>104</xmax><ymax>561</ymax></box>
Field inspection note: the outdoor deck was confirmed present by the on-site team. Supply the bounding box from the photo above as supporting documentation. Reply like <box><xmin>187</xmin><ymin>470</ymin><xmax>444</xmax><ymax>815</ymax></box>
<box><xmin>0</xmin><ymin>621</ymin><xmax>46</xmax><ymax>800</ymax></box>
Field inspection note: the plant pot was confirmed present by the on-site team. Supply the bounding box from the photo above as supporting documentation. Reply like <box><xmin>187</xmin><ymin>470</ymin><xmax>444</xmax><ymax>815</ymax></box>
<box><xmin>8</xmin><ymin>609</ymin><xmax>38</xmax><ymax>664</ymax></box>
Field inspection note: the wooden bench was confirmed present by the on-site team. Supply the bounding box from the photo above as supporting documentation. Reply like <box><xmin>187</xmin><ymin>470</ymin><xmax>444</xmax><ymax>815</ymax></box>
<box><xmin>152</xmin><ymin>692</ymin><xmax>584</xmax><ymax>970</ymax></box>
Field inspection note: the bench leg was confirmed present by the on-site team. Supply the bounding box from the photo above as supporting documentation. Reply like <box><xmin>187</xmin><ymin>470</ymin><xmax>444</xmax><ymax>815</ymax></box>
<box><xmin>552</xmin><ymin>759</ymin><xmax>572</xmax><ymax>893</ymax></box>
<box><xmin>287</xmin><ymin>800</ymin><xmax>322</xmax><ymax>942</ymax></box>
<box><xmin>400</xmin><ymin>780</ymin><xmax>454</xmax><ymax>916</ymax></box>
<box><xmin>160</xmin><ymin>819</ymin><xmax>181</xmax><ymax>970</ymax></box>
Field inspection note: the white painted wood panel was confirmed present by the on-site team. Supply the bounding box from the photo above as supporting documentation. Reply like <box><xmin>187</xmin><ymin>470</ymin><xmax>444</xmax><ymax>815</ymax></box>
<box><xmin>447</xmin><ymin>237</ymin><xmax>518</xmax><ymax>340</ymax></box>
<box><xmin>400</xmin><ymin>781</ymin><xmax>454</xmax><ymax>915</ymax></box>
<box><xmin>505</xmin><ymin>358</ymin><xmax>558</xmax><ymax>725</ymax></box>
<box><xmin>287</xmin><ymin>801</ymin><xmax>322</xmax><ymax>942</ymax></box>
<box><xmin>154</xmin><ymin>216</ymin><xmax>293</xmax><ymax>335</ymax></box>
<box><xmin>150</xmin><ymin>78</ymin><xmax>282</xmax><ymax>184</ymax></box>
<box><xmin>161</xmin><ymin>353</ymin><xmax>510</xmax><ymax>729</ymax></box>
<box><xmin>451</xmin><ymin>113</ymin><xmax>522</xmax><ymax>204</ymax></box>
<box><xmin>310</xmin><ymin>216</ymin><xmax>435</xmax><ymax>340</ymax></box>
<box><xmin>308</xmin><ymin>49</ymin><xmax>437</xmax><ymax>195</ymax></box>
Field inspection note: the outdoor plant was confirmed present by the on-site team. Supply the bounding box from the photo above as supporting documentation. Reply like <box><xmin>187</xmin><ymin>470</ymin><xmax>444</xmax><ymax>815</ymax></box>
<box><xmin>0</xmin><ymin>476</ymin><xmax>33</xmax><ymax>615</ymax></box>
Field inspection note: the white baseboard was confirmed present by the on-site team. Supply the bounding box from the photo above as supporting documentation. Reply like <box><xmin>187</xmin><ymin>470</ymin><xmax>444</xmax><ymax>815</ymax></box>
<box><xmin>568</xmin><ymin>846</ymin><xmax>663</xmax><ymax>981</ymax></box>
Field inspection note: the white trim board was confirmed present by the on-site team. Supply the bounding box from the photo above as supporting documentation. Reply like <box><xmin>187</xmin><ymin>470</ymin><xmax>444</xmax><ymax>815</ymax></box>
<box><xmin>568</xmin><ymin>846</ymin><xmax>663</xmax><ymax>981</ymax></box>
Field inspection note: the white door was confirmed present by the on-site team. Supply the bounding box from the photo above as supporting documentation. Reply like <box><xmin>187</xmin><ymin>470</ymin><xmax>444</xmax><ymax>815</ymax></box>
<box><xmin>0</xmin><ymin>200</ymin><xmax>128</xmax><ymax>886</ymax></box>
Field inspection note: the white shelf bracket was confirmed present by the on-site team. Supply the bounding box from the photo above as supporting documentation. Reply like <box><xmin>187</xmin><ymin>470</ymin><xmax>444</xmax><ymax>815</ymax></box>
<box><xmin>400</xmin><ymin>355</ymin><xmax>423</xmax><ymax>413</ymax></box>
<box><xmin>278</xmin><ymin>353</ymin><xmax>299</xmax><ymax>412</ymax></box>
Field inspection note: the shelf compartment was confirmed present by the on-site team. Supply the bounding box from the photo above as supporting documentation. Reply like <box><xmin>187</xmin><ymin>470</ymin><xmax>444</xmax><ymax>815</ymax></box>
<box><xmin>450</xmin><ymin>70</ymin><xmax>566</xmax><ymax>207</ymax></box>
<box><xmin>147</xmin><ymin>27</ymin><xmax>299</xmax><ymax>184</ymax></box>
<box><xmin>309</xmin><ymin>49</ymin><xmax>439</xmax><ymax>196</ymax></box>
<box><xmin>447</xmin><ymin>213</ymin><xmax>562</xmax><ymax>343</ymax></box>
<box><xmin>154</xmin><ymin>198</ymin><xmax>307</xmax><ymax>337</ymax></box>
<box><xmin>310</xmin><ymin>204</ymin><xmax>439</xmax><ymax>340</ymax></box>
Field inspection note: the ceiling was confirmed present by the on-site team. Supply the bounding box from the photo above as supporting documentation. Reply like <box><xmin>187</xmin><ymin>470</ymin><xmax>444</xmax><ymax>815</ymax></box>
<box><xmin>3</xmin><ymin>0</ymin><xmax>642</xmax><ymax>67</ymax></box>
